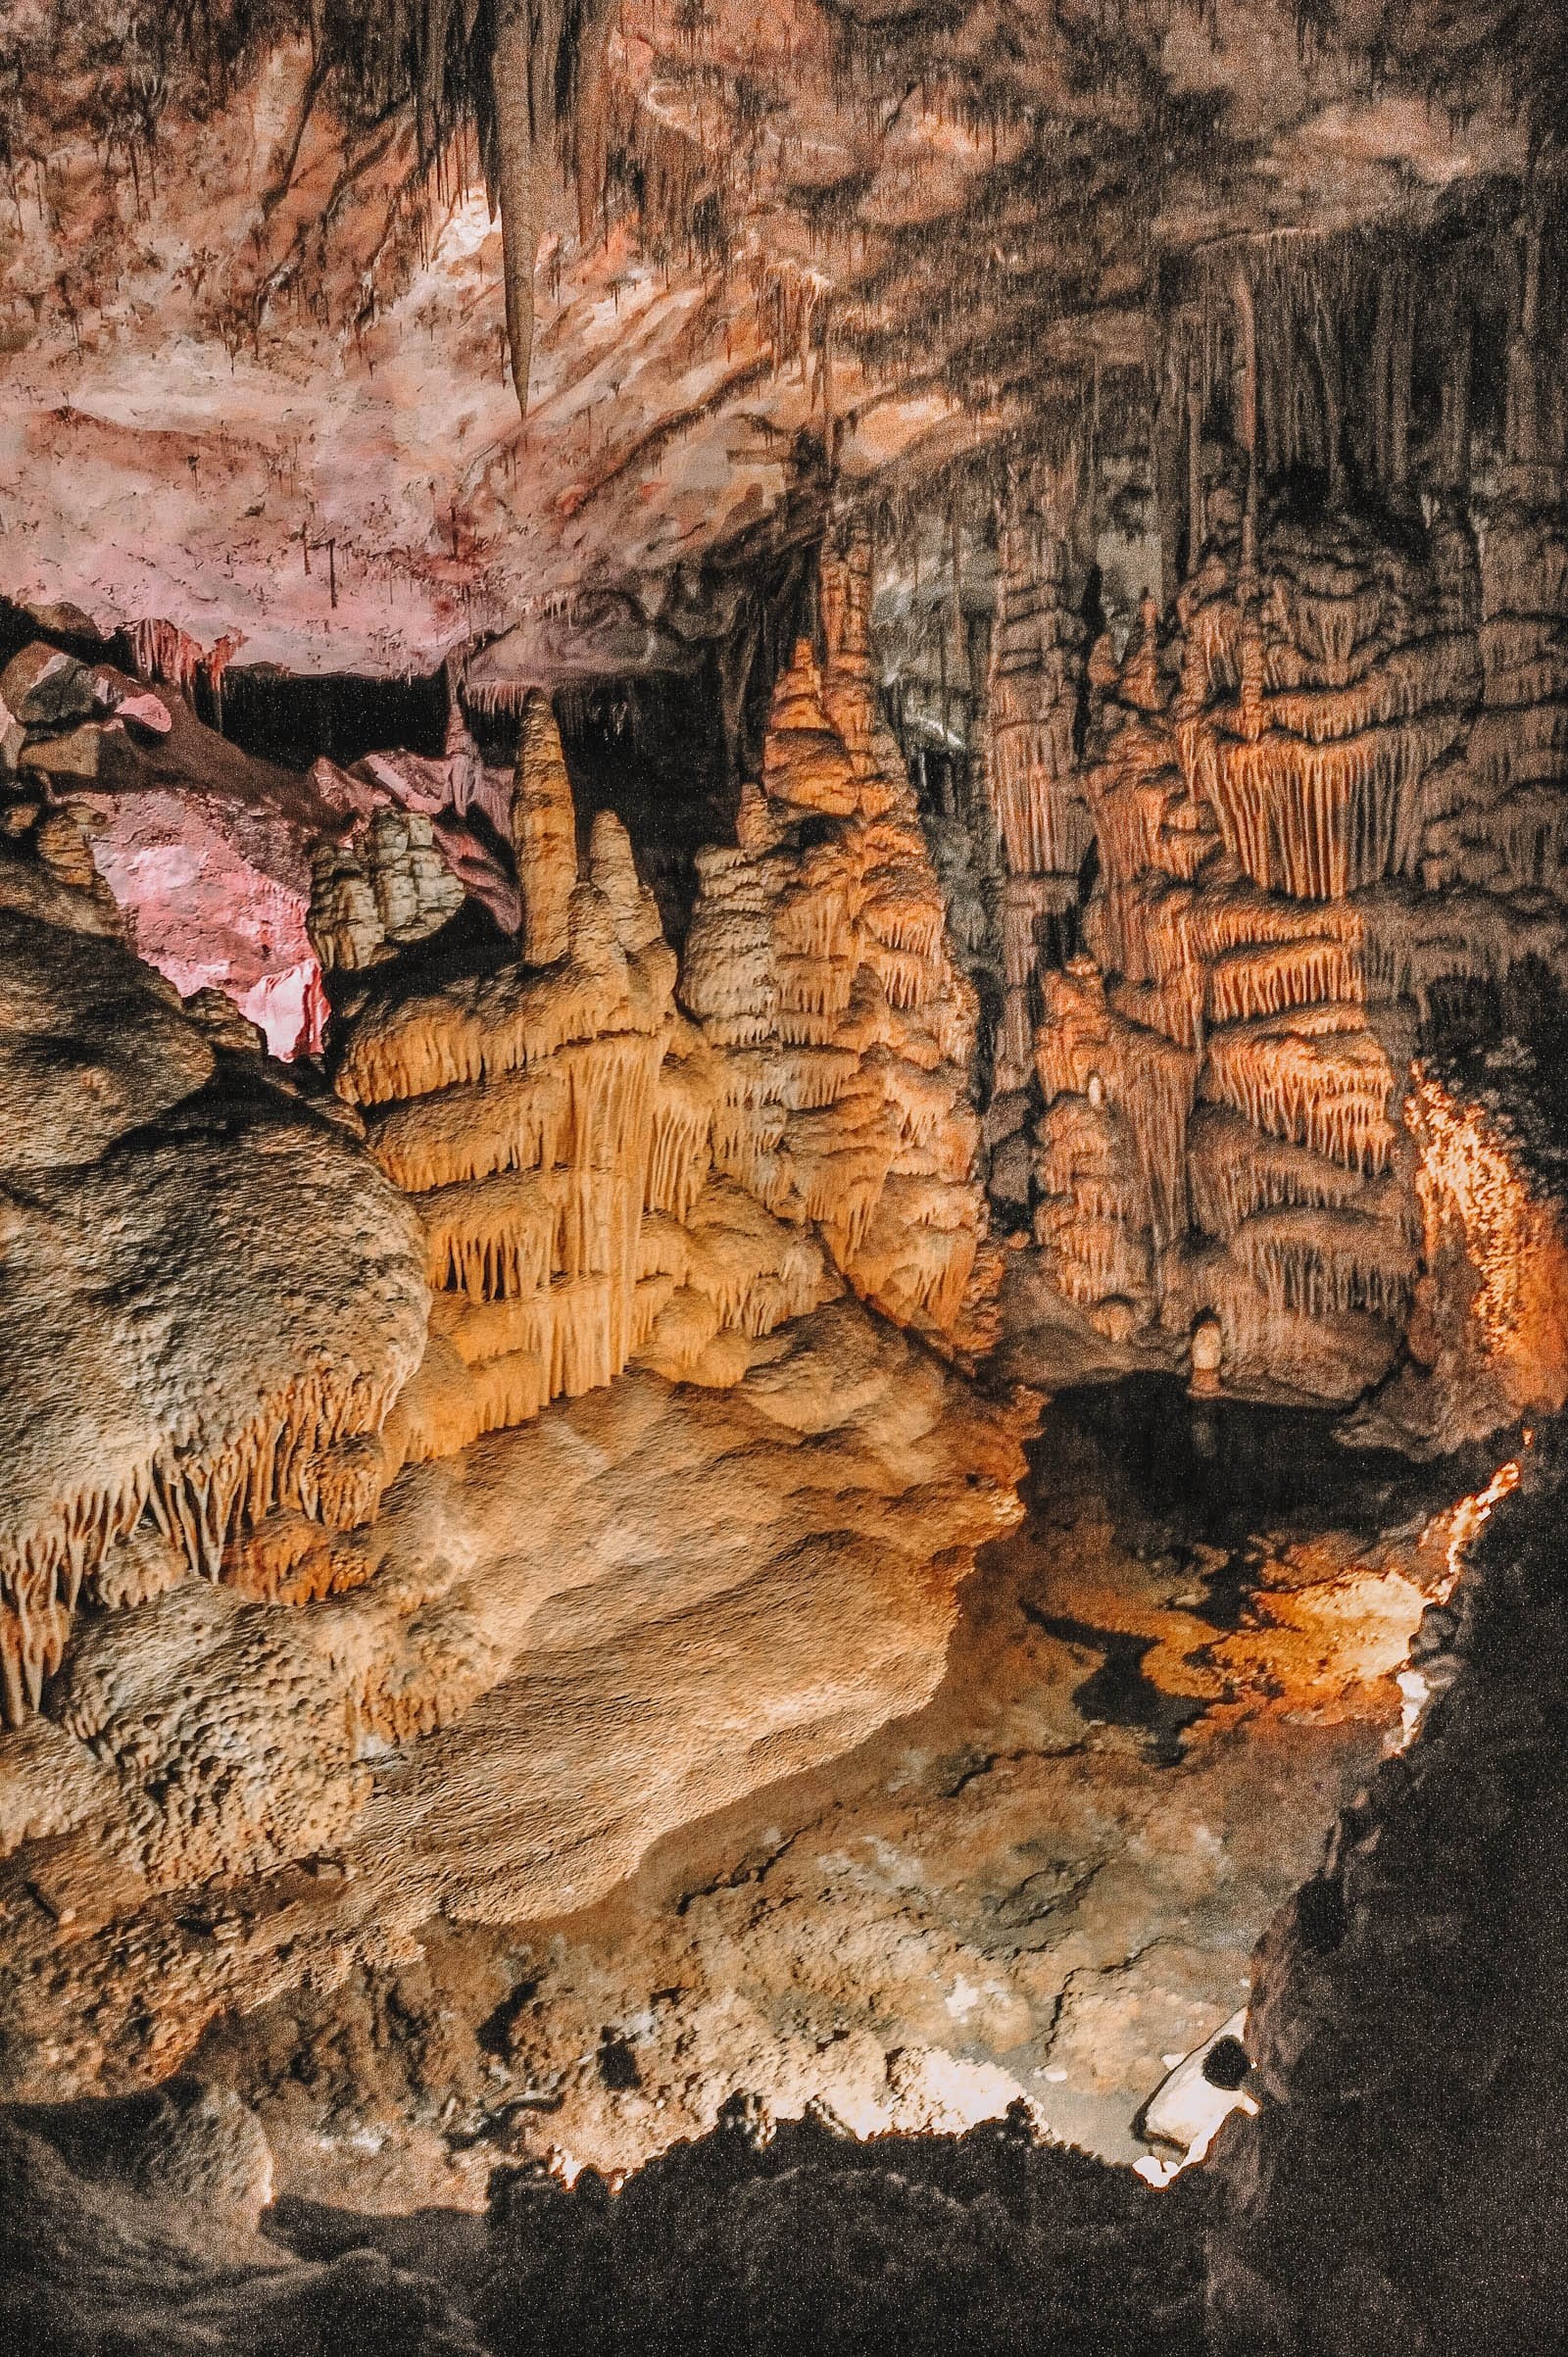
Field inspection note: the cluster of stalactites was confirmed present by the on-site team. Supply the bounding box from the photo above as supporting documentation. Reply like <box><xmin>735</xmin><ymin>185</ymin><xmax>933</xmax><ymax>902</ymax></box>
<box><xmin>1424</xmin><ymin>505</ymin><xmax>1568</xmax><ymax>899</ymax></box>
<box><xmin>1169</xmin><ymin>208</ymin><xmax>1568</xmax><ymax>554</ymax></box>
<box><xmin>1033</xmin><ymin>959</ymin><xmax>1197</xmax><ymax>1264</ymax></box>
<box><xmin>302</xmin><ymin>0</ymin><xmax>618</xmax><ymax>416</ymax></box>
<box><xmin>1118</xmin><ymin>511</ymin><xmax>1477</xmax><ymax>908</ymax></box>
<box><xmin>0</xmin><ymin>1357</ymin><xmax>405</xmax><ymax>1726</ymax></box>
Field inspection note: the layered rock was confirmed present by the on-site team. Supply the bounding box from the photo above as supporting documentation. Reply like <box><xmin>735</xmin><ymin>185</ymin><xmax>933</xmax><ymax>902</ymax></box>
<box><xmin>309</xmin><ymin>808</ymin><xmax>466</xmax><ymax>973</ymax></box>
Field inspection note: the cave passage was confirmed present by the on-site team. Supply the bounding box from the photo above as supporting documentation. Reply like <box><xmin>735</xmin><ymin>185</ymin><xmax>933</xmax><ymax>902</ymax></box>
<box><xmin>173</xmin><ymin>1370</ymin><xmax>1495</xmax><ymax>2202</ymax></box>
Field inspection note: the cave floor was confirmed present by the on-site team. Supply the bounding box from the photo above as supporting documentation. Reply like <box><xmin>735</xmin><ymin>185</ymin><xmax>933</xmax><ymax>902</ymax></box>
<box><xmin>197</xmin><ymin>1380</ymin><xmax>1485</xmax><ymax>2214</ymax></box>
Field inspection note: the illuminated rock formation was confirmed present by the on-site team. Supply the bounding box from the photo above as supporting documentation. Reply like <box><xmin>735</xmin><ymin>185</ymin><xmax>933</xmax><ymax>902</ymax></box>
<box><xmin>681</xmin><ymin>575</ymin><xmax>989</xmax><ymax>1350</ymax></box>
<box><xmin>1341</xmin><ymin>1061</ymin><xmax>1568</xmax><ymax>1455</ymax></box>
<box><xmin>0</xmin><ymin>1293</ymin><xmax>1026</xmax><ymax>2088</ymax></box>
<box><xmin>1015</xmin><ymin>478</ymin><xmax>1568</xmax><ymax>1400</ymax></box>
<box><xmin>0</xmin><ymin>653</ymin><xmax>1019</xmax><ymax>2070</ymax></box>
<box><xmin>7</xmin><ymin>13</ymin><xmax>1568</xmax><ymax>2343</ymax></box>
<box><xmin>338</xmin><ymin>831</ymin><xmax>678</xmax><ymax>1455</ymax></box>
<box><xmin>325</xmin><ymin>619</ymin><xmax>988</xmax><ymax>1466</ymax></box>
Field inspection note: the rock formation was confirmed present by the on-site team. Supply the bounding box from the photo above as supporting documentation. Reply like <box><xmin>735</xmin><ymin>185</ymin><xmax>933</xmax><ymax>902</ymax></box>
<box><xmin>4</xmin><ymin>6</ymin><xmax>1568</xmax><ymax>2349</ymax></box>
<box><xmin>0</xmin><ymin>586</ymin><xmax>1024</xmax><ymax>2096</ymax></box>
<box><xmin>678</xmin><ymin>551</ymin><xmax>990</xmax><ymax>1350</ymax></box>
<box><xmin>321</xmin><ymin>543</ymin><xmax>990</xmax><ymax>1480</ymax></box>
<box><xmin>984</xmin><ymin>417</ymin><xmax>1568</xmax><ymax>1406</ymax></box>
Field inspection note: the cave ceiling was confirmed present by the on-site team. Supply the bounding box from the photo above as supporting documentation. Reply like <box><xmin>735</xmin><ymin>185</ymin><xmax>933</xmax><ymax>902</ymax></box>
<box><xmin>0</xmin><ymin>0</ymin><xmax>1548</xmax><ymax>683</ymax></box>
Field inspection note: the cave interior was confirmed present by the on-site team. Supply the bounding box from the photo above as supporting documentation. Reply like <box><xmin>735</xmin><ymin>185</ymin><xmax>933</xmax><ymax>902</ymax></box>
<box><xmin>2</xmin><ymin>2</ymin><xmax>1567</xmax><ymax>2350</ymax></box>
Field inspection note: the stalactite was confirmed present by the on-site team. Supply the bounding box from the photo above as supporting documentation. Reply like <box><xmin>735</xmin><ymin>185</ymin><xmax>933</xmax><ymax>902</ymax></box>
<box><xmin>1204</xmin><ymin>935</ymin><xmax>1365</xmax><ymax>1027</ymax></box>
<box><xmin>646</xmin><ymin>1055</ymin><xmax>714</xmax><ymax>1222</ymax></box>
<box><xmin>1233</xmin><ymin>259</ymin><xmax>1258</xmax><ymax>578</ymax></box>
<box><xmin>1232</xmin><ymin>1203</ymin><xmax>1416</xmax><ymax>1320</ymax></box>
<box><xmin>1210</xmin><ymin>715</ymin><xmax>1456</xmax><ymax>900</ymax></box>
<box><xmin>490</xmin><ymin>1</ymin><xmax>543</xmax><ymax>417</ymax></box>
<box><xmin>0</xmin><ymin>1337</ymin><xmax>417</xmax><ymax>1728</ymax></box>
<box><xmin>1202</xmin><ymin>1015</ymin><xmax>1396</xmax><ymax>1175</ymax></box>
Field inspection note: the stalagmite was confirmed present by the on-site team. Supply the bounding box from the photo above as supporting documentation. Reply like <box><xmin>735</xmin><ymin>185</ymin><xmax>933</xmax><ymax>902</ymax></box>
<box><xmin>338</xmin><ymin>608</ymin><xmax>984</xmax><ymax>1455</ymax></box>
<box><xmin>513</xmin><ymin>692</ymin><xmax>579</xmax><ymax>966</ymax></box>
<box><xmin>675</xmin><ymin>609</ymin><xmax>986</xmax><ymax>1347</ymax></box>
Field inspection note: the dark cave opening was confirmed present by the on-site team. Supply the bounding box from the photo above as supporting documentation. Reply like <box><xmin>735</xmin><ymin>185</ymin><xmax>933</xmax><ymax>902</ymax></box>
<box><xmin>553</xmin><ymin>665</ymin><xmax>739</xmax><ymax>949</ymax></box>
<box><xmin>210</xmin><ymin>666</ymin><xmax>452</xmax><ymax>771</ymax></box>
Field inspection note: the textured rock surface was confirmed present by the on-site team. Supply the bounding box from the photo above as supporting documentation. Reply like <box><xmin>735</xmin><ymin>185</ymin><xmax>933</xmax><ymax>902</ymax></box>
<box><xmin>0</xmin><ymin>836</ymin><xmax>428</xmax><ymax>1724</ymax></box>
<box><xmin>0</xmin><ymin>2092</ymin><xmax>482</xmax><ymax>2356</ymax></box>
<box><xmin>0</xmin><ymin>4</ymin><xmax>1552</xmax><ymax>679</ymax></box>
<box><xmin>2</xmin><ymin>642</ymin><xmax>351</xmax><ymax>1055</ymax></box>
<box><xmin>142</xmin><ymin>1379</ymin><xmax>1471</xmax><ymax>2229</ymax></box>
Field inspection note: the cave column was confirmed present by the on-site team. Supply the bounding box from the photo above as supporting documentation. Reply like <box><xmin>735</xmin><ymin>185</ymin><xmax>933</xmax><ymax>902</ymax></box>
<box><xmin>1187</xmin><ymin>346</ymin><xmax>1203</xmax><ymax>575</ymax></box>
<box><xmin>1440</xmin><ymin>281</ymin><xmax>1473</xmax><ymax>491</ymax></box>
<box><xmin>983</xmin><ymin>467</ymin><xmax>1093</xmax><ymax>1168</ymax></box>
<box><xmin>1506</xmin><ymin>205</ymin><xmax>1544</xmax><ymax>469</ymax></box>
